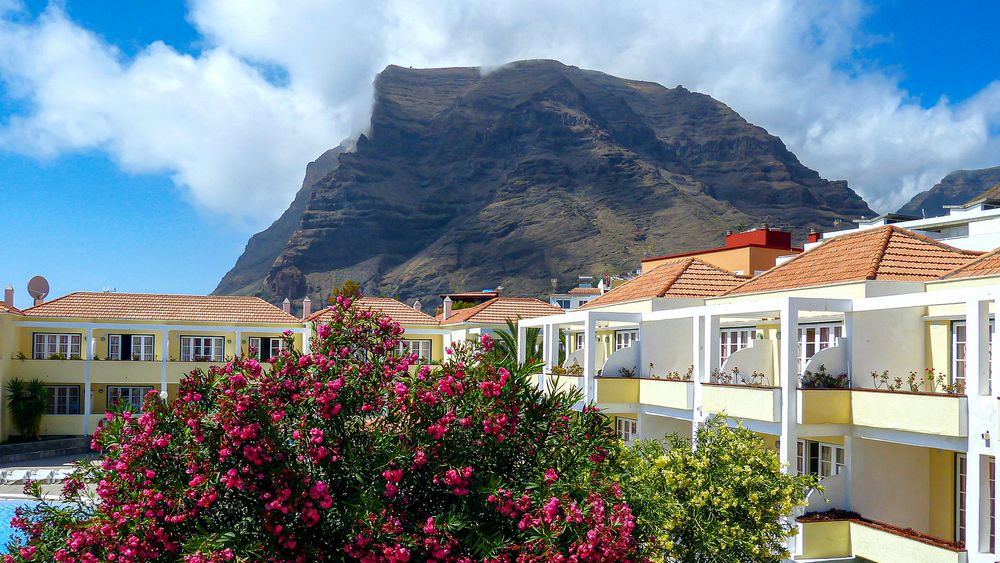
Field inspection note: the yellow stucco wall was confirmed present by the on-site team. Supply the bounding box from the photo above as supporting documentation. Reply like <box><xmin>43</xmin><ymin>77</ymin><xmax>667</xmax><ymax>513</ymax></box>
<box><xmin>928</xmin><ymin>449</ymin><xmax>956</xmax><ymax>541</ymax></box>
<box><xmin>798</xmin><ymin>520</ymin><xmax>851</xmax><ymax>560</ymax></box>
<box><xmin>596</xmin><ymin>378</ymin><xmax>639</xmax><ymax>404</ymax></box>
<box><xmin>703</xmin><ymin>385</ymin><xmax>780</xmax><ymax>422</ymax></box>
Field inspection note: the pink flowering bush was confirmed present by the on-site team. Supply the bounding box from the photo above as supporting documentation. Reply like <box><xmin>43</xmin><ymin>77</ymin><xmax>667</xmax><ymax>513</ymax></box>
<box><xmin>3</xmin><ymin>296</ymin><xmax>642</xmax><ymax>562</ymax></box>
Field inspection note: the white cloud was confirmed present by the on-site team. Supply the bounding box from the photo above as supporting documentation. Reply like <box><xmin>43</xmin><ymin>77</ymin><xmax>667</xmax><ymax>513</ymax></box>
<box><xmin>1</xmin><ymin>0</ymin><xmax>998</xmax><ymax>220</ymax></box>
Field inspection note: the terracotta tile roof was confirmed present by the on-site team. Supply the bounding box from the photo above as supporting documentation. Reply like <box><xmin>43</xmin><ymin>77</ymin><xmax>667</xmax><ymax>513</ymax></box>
<box><xmin>439</xmin><ymin>297</ymin><xmax>563</xmax><ymax>325</ymax></box>
<box><xmin>581</xmin><ymin>258</ymin><xmax>745</xmax><ymax>308</ymax></box>
<box><xmin>0</xmin><ymin>302</ymin><xmax>21</xmax><ymax>314</ymax></box>
<box><xmin>568</xmin><ymin>287</ymin><xmax>602</xmax><ymax>296</ymax></box>
<box><xmin>22</xmin><ymin>292</ymin><xmax>301</xmax><ymax>323</ymax></box>
<box><xmin>724</xmin><ymin>226</ymin><xmax>981</xmax><ymax>295</ymax></box>
<box><xmin>306</xmin><ymin>297</ymin><xmax>439</xmax><ymax>325</ymax></box>
<box><xmin>939</xmin><ymin>246</ymin><xmax>1000</xmax><ymax>280</ymax></box>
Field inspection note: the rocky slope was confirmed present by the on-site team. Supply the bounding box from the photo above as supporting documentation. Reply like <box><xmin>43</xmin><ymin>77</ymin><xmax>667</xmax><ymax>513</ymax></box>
<box><xmin>897</xmin><ymin>166</ymin><xmax>1000</xmax><ymax>217</ymax></box>
<box><xmin>215</xmin><ymin>60</ymin><xmax>873</xmax><ymax>305</ymax></box>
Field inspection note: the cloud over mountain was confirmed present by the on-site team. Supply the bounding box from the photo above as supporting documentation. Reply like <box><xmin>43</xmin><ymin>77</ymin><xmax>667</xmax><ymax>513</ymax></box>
<box><xmin>0</xmin><ymin>0</ymin><xmax>998</xmax><ymax>221</ymax></box>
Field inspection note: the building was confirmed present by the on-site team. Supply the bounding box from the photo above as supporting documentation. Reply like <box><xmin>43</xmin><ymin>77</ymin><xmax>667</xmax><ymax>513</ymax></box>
<box><xmin>438</xmin><ymin>297</ymin><xmax>562</xmax><ymax>347</ymax></box>
<box><xmin>814</xmin><ymin>183</ymin><xmax>1000</xmax><ymax>253</ymax></box>
<box><xmin>520</xmin><ymin>225</ymin><xmax>1000</xmax><ymax>562</ymax></box>
<box><xmin>0</xmin><ymin>291</ymin><xmax>306</xmax><ymax>440</ymax></box>
<box><xmin>549</xmin><ymin>276</ymin><xmax>604</xmax><ymax>310</ymax></box>
<box><xmin>641</xmin><ymin>226</ymin><xmax>802</xmax><ymax>277</ymax></box>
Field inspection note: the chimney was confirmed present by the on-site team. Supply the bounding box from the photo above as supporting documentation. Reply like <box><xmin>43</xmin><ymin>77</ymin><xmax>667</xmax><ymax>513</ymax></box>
<box><xmin>282</xmin><ymin>297</ymin><xmax>291</xmax><ymax>315</ymax></box>
<box><xmin>807</xmin><ymin>229</ymin><xmax>821</xmax><ymax>244</ymax></box>
<box><xmin>442</xmin><ymin>296</ymin><xmax>452</xmax><ymax>320</ymax></box>
<box><xmin>3</xmin><ymin>285</ymin><xmax>12</xmax><ymax>308</ymax></box>
<box><xmin>412</xmin><ymin>299</ymin><xmax>422</xmax><ymax>313</ymax></box>
<box><xmin>301</xmin><ymin>296</ymin><xmax>312</xmax><ymax>319</ymax></box>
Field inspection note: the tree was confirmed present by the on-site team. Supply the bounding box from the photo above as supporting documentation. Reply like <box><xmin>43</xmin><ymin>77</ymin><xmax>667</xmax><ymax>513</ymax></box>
<box><xmin>5</xmin><ymin>378</ymin><xmax>48</xmax><ymax>440</ymax></box>
<box><xmin>616</xmin><ymin>416</ymin><xmax>818</xmax><ymax>562</ymax></box>
<box><xmin>5</xmin><ymin>296</ymin><xmax>639</xmax><ymax>562</ymax></box>
<box><xmin>327</xmin><ymin>279</ymin><xmax>362</xmax><ymax>303</ymax></box>
<box><xmin>492</xmin><ymin>319</ymin><xmax>542</xmax><ymax>364</ymax></box>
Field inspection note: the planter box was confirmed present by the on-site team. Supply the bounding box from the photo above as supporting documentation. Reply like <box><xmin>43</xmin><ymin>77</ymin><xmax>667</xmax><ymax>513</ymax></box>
<box><xmin>799</xmin><ymin>388</ymin><xmax>852</xmax><ymax>425</ymax></box>
<box><xmin>851</xmin><ymin>389</ymin><xmax>967</xmax><ymax>437</ymax></box>
<box><xmin>702</xmin><ymin>383</ymin><xmax>781</xmax><ymax>422</ymax></box>
<box><xmin>639</xmin><ymin>379</ymin><xmax>694</xmax><ymax>411</ymax></box>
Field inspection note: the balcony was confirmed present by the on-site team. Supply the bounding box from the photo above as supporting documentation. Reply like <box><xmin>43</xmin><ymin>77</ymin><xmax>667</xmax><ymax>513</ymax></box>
<box><xmin>595</xmin><ymin>377</ymin><xmax>638</xmax><ymax>407</ymax></box>
<box><xmin>544</xmin><ymin>374</ymin><xmax>584</xmax><ymax>396</ymax></box>
<box><xmin>850</xmin><ymin>388</ymin><xmax>967</xmax><ymax>437</ymax></box>
<box><xmin>639</xmin><ymin>379</ymin><xmax>694</xmax><ymax>411</ymax></box>
<box><xmin>798</xmin><ymin>516</ymin><xmax>965</xmax><ymax>563</ymax></box>
<box><xmin>702</xmin><ymin>384</ymin><xmax>781</xmax><ymax>422</ymax></box>
<box><xmin>12</xmin><ymin>358</ymin><xmax>86</xmax><ymax>381</ymax></box>
<box><xmin>91</xmin><ymin>360</ymin><xmax>162</xmax><ymax>383</ymax></box>
<box><xmin>799</xmin><ymin>389</ymin><xmax>852</xmax><ymax>425</ymax></box>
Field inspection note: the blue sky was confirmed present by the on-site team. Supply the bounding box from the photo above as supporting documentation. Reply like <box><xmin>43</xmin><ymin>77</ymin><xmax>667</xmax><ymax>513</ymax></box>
<box><xmin>1</xmin><ymin>1</ymin><xmax>999</xmax><ymax>309</ymax></box>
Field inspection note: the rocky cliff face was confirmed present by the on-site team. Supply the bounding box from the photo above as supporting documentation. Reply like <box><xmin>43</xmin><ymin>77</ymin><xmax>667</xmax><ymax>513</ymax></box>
<box><xmin>215</xmin><ymin>60</ymin><xmax>873</xmax><ymax>305</ymax></box>
<box><xmin>897</xmin><ymin>166</ymin><xmax>1000</xmax><ymax>217</ymax></box>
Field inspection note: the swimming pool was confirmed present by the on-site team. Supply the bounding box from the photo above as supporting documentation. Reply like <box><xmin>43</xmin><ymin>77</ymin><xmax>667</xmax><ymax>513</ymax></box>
<box><xmin>0</xmin><ymin>499</ymin><xmax>35</xmax><ymax>548</ymax></box>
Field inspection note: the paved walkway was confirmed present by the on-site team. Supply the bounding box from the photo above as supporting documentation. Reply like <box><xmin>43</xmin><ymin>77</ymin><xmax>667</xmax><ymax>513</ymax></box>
<box><xmin>0</xmin><ymin>453</ymin><xmax>98</xmax><ymax>499</ymax></box>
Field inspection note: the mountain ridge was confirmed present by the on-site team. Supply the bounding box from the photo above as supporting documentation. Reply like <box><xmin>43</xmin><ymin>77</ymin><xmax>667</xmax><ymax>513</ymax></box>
<box><xmin>214</xmin><ymin>59</ymin><xmax>873</xmax><ymax>305</ymax></box>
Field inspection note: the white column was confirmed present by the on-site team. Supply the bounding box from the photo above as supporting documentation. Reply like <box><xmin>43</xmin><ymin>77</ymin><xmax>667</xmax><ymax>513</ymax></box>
<box><xmin>234</xmin><ymin>329</ymin><xmax>242</xmax><ymax>358</ymax></box>
<box><xmin>778</xmin><ymin>300</ymin><xmax>799</xmax><ymax>474</ymax></box>
<box><xmin>516</xmin><ymin>323</ymin><xmax>527</xmax><ymax>366</ymax></box>
<box><xmin>965</xmin><ymin>299</ymin><xmax>988</xmax><ymax>556</ymax></box>
<box><xmin>583</xmin><ymin>314</ymin><xmax>597</xmax><ymax>403</ymax></box>
<box><xmin>691</xmin><ymin>315</ymin><xmax>705</xmax><ymax>443</ymax></box>
<box><xmin>160</xmin><ymin>329</ymin><xmax>169</xmax><ymax>395</ymax></box>
<box><xmin>546</xmin><ymin>324</ymin><xmax>560</xmax><ymax>373</ymax></box>
<box><xmin>83</xmin><ymin>328</ymin><xmax>93</xmax><ymax>436</ymax></box>
<box><xmin>301</xmin><ymin>327</ymin><xmax>311</xmax><ymax>355</ymax></box>
<box><xmin>703</xmin><ymin>313</ymin><xmax>720</xmax><ymax>380</ymax></box>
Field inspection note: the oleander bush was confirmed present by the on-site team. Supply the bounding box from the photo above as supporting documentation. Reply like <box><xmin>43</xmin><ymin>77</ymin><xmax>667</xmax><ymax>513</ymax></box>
<box><xmin>4</xmin><ymin>296</ymin><xmax>813</xmax><ymax>562</ymax></box>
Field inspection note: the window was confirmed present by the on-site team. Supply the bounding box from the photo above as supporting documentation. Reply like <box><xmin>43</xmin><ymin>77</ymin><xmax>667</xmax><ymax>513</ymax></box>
<box><xmin>616</xmin><ymin>417</ymin><xmax>638</xmax><ymax>443</ymax></box>
<box><xmin>614</xmin><ymin>330</ymin><xmax>639</xmax><ymax>351</ymax></box>
<box><xmin>107</xmin><ymin>334</ymin><xmax>154</xmax><ymax>361</ymax></box>
<box><xmin>248</xmin><ymin>337</ymin><xmax>287</xmax><ymax>361</ymax></box>
<box><xmin>797</xmin><ymin>323</ymin><xmax>843</xmax><ymax>373</ymax></box>
<box><xmin>45</xmin><ymin>385</ymin><xmax>80</xmax><ymax>415</ymax></box>
<box><xmin>397</xmin><ymin>340</ymin><xmax>432</xmax><ymax>363</ymax></box>
<box><xmin>575</xmin><ymin>333</ymin><xmax>585</xmax><ymax>351</ymax></box>
<box><xmin>952</xmin><ymin>321</ymin><xmax>994</xmax><ymax>392</ymax></box>
<box><xmin>33</xmin><ymin>333</ymin><xmax>82</xmax><ymax>359</ymax></box>
<box><xmin>720</xmin><ymin>327</ymin><xmax>755</xmax><ymax>367</ymax></box>
<box><xmin>555</xmin><ymin>299</ymin><xmax>571</xmax><ymax>309</ymax></box>
<box><xmin>577</xmin><ymin>300</ymin><xmax>589</xmax><ymax>307</ymax></box>
<box><xmin>107</xmin><ymin>386</ymin><xmax>154</xmax><ymax>412</ymax></box>
<box><xmin>957</xmin><ymin>453</ymin><xmax>967</xmax><ymax>543</ymax></box>
<box><xmin>991</xmin><ymin>456</ymin><xmax>996</xmax><ymax>553</ymax></box>
<box><xmin>180</xmin><ymin>336</ymin><xmax>224</xmax><ymax>362</ymax></box>
<box><xmin>796</xmin><ymin>440</ymin><xmax>845</xmax><ymax>478</ymax></box>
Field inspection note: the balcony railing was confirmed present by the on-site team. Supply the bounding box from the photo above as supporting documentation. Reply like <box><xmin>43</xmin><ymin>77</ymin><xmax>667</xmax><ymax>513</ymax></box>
<box><xmin>639</xmin><ymin>378</ymin><xmax>694</xmax><ymax>411</ymax></box>
<box><xmin>701</xmin><ymin>383</ymin><xmax>781</xmax><ymax>422</ymax></box>
<box><xmin>798</xmin><ymin>514</ymin><xmax>965</xmax><ymax>563</ymax></box>
<box><xmin>595</xmin><ymin>377</ymin><xmax>639</xmax><ymax>406</ymax></box>
<box><xmin>850</xmin><ymin>388</ymin><xmax>967</xmax><ymax>437</ymax></box>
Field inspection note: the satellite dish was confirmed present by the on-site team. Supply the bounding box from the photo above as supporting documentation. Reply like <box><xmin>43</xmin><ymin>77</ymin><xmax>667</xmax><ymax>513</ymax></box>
<box><xmin>27</xmin><ymin>275</ymin><xmax>49</xmax><ymax>301</ymax></box>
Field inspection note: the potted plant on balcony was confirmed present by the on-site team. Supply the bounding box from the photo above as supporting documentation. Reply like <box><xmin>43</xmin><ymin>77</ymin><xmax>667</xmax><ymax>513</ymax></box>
<box><xmin>800</xmin><ymin>365</ymin><xmax>849</xmax><ymax>389</ymax></box>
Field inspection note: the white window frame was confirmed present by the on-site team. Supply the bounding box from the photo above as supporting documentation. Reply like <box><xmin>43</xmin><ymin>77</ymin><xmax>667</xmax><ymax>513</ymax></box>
<box><xmin>180</xmin><ymin>336</ymin><xmax>224</xmax><ymax>362</ymax></box>
<box><xmin>952</xmin><ymin>320</ymin><xmax>994</xmax><ymax>393</ymax></box>
<box><xmin>45</xmin><ymin>385</ymin><xmax>80</xmax><ymax>415</ymax></box>
<box><xmin>720</xmin><ymin>327</ymin><xmax>755</xmax><ymax>367</ymax></box>
<box><xmin>958</xmin><ymin>453</ymin><xmax>967</xmax><ymax>543</ymax></box>
<box><xmin>33</xmin><ymin>333</ymin><xmax>82</xmax><ymax>359</ymax></box>
<box><xmin>555</xmin><ymin>299</ymin><xmax>571</xmax><ymax>309</ymax></box>
<box><xmin>397</xmin><ymin>339</ymin><xmax>432</xmax><ymax>363</ymax></box>
<box><xmin>108</xmin><ymin>334</ymin><xmax>121</xmax><ymax>361</ymax></box>
<box><xmin>107</xmin><ymin>385</ymin><xmax>154</xmax><ymax>412</ymax></box>
<box><xmin>248</xmin><ymin>337</ymin><xmax>288</xmax><ymax>361</ymax></box>
<box><xmin>614</xmin><ymin>330</ymin><xmax>639</xmax><ymax>351</ymax></box>
<box><xmin>796</xmin><ymin>439</ymin><xmax>845</xmax><ymax>478</ymax></box>
<box><xmin>616</xmin><ymin>417</ymin><xmax>638</xmax><ymax>443</ymax></box>
<box><xmin>108</xmin><ymin>334</ymin><xmax>154</xmax><ymax>361</ymax></box>
<box><xmin>797</xmin><ymin>323</ymin><xmax>843</xmax><ymax>374</ymax></box>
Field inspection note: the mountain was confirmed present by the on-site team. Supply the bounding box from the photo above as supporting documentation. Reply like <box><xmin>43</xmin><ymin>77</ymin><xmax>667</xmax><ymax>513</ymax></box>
<box><xmin>897</xmin><ymin>166</ymin><xmax>1000</xmax><ymax>217</ymax></box>
<box><xmin>214</xmin><ymin>60</ymin><xmax>873</xmax><ymax>306</ymax></box>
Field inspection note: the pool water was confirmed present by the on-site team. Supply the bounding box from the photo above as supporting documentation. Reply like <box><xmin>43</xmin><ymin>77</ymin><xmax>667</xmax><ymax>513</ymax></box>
<box><xmin>0</xmin><ymin>499</ymin><xmax>35</xmax><ymax>548</ymax></box>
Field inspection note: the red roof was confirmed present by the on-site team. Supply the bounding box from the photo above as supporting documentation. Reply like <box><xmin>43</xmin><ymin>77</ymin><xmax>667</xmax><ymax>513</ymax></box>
<box><xmin>0</xmin><ymin>302</ymin><xmax>21</xmax><ymax>314</ymax></box>
<box><xmin>568</xmin><ymin>287</ymin><xmax>602</xmax><ymax>296</ymax></box>
<box><xmin>307</xmin><ymin>297</ymin><xmax>439</xmax><ymax>326</ymax></box>
<box><xmin>439</xmin><ymin>298</ymin><xmax>562</xmax><ymax>325</ymax></box>
<box><xmin>940</xmin><ymin>246</ymin><xmax>1000</xmax><ymax>280</ymax></box>
<box><xmin>582</xmin><ymin>258</ymin><xmax>745</xmax><ymax>308</ymax></box>
<box><xmin>22</xmin><ymin>292</ymin><xmax>301</xmax><ymax>323</ymax></box>
<box><xmin>724</xmin><ymin>226</ymin><xmax>981</xmax><ymax>295</ymax></box>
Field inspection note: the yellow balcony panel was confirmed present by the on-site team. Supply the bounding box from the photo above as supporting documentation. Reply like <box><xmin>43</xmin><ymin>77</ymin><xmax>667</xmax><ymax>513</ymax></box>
<box><xmin>702</xmin><ymin>383</ymin><xmax>780</xmax><ymax>422</ymax></box>
<box><xmin>797</xmin><ymin>520</ymin><xmax>851</xmax><ymax>560</ymax></box>
<box><xmin>799</xmin><ymin>389</ymin><xmax>852</xmax><ymax>425</ymax></box>
<box><xmin>11</xmin><ymin>359</ymin><xmax>85</xmax><ymax>381</ymax></box>
<box><xmin>851</xmin><ymin>389</ymin><xmax>967</xmax><ymax>437</ymax></box>
<box><xmin>595</xmin><ymin>377</ymin><xmax>639</xmax><ymax>405</ymax></box>
<box><xmin>639</xmin><ymin>379</ymin><xmax>694</xmax><ymax>411</ymax></box>
<box><xmin>545</xmin><ymin>375</ymin><xmax>583</xmax><ymax>396</ymax></box>
<box><xmin>849</xmin><ymin>521</ymin><xmax>964</xmax><ymax>563</ymax></box>
<box><xmin>91</xmin><ymin>361</ymin><xmax>162</xmax><ymax>384</ymax></box>
<box><xmin>168</xmin><ymin>361</ymin><xmax>219</xmax><ymax>382</ymax></box>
